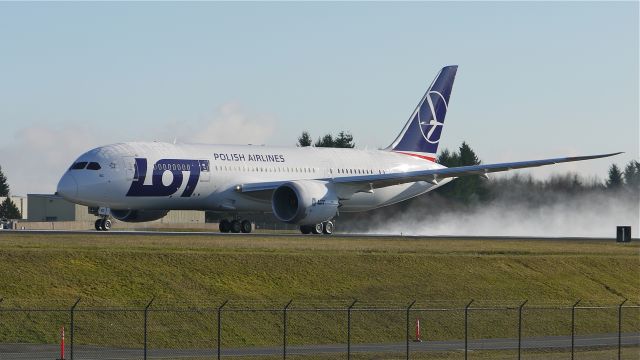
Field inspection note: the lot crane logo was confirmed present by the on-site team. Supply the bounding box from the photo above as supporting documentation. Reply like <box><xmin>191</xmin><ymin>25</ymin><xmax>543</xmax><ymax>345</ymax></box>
<box><xmin>418</xmin><ymin>90</ymin><xmax>448</xmax><ymax>144</ymax></box>
<box><xmin>126</xmin><ymin>158</ymin><xmax>209</xmax><ymax>197</ymax></box>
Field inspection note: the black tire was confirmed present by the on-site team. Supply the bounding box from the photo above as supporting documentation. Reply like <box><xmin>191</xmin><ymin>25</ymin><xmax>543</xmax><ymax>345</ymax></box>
<box><xmin>99</xmin><ymin>219</ymin><xmax>111</xmax><ymax>231</ymax></box>
<box><xmin>230</xmin><ymin>220</ymin><xmax>242</xmax><ymax>233</ymax></box>
<box><xmin>219</xmin><ymin>219</ymin><xmax>231</xmax><ymax>233</ymax></box>
<box><xmin>322</xmin><ymin>221</ymin><xmax>334</xmax><ymax>235</ymax></box>
<box><xmin>240</xmin><ymin>220</ymin><xmax>252</xmax><ymax>233</ymax></box>
<box><xmin>95</xmin><ymin>219</ymin><xmax>103</xmax><ymax>231</ymax></box>
<box><xmin>312</xmin><ymin>223</ymin><xmax>323</xmax><ymax>234</ymax></box>
<box><xmin>300</xmin><ymin>225</ymin><xmax>312</xmax><ymax>234</ymax></box>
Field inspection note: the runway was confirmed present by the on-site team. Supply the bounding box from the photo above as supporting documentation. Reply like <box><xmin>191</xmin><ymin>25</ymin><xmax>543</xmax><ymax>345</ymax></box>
<box><xmin>1</xmin><ymin>333</ymin><xmax>638</xmax><ymax>359</ymax></box>
<box><xmin>0</xmin><ymin>228</ymin><xmax>627</xmax><ymax>241</ymax></box>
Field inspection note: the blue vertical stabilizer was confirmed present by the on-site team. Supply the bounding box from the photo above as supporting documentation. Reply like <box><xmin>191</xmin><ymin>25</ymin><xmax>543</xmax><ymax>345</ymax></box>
<box><xmin>389</xmin><ymin>65</ymin><xmax>458</xmax><ymax>159</ymax></box>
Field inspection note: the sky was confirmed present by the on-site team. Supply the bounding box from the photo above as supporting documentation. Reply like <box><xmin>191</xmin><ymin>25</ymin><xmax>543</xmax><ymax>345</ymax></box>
<box><xmin>0</xmin><ymin>2</ymin><xmax>638</xmax><ymax>195</ymax></box>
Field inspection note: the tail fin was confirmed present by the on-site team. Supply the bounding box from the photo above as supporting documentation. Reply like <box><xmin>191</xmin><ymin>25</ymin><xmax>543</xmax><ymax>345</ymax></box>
<box><xmin>388</xmin><ymin>65</ymin><xmax>458</xmax><ymax>160</ymax></box>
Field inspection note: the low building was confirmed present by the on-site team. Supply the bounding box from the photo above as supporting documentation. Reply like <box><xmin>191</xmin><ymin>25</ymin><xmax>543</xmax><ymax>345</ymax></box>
<box><xmin>27</xmin><ymin>194</ymin><xmax>87</xmax><ymax>222</ymax></box>
<box><xmin>18</xmin><ymin>194</ymin><xmax>206</xmax><ymax>230</ymax></box>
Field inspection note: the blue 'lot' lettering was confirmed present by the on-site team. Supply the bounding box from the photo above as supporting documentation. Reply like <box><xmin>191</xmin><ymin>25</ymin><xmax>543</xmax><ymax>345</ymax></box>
<box><xmin>126</xmin><ymin>158</ymin><xmax>209</xmax><ymax>197</ymax></box>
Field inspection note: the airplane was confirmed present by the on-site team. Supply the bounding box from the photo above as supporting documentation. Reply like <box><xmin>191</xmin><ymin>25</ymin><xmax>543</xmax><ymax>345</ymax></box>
<box><xmin>56</xmin><ymin>65</ymin><xmax>620</xmax><ymax>234</ymax></box>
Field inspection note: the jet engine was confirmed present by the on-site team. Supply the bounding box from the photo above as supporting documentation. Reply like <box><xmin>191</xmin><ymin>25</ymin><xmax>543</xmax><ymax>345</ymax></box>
<box><xmin>272</xmin><ymin>180</ymin><xmax>339</xmax><ymax>225</ymax></box>
<box><xmin>110</xmin><ymin>209</ymin><xmax>169</xmax><ymax>223</ymax></box>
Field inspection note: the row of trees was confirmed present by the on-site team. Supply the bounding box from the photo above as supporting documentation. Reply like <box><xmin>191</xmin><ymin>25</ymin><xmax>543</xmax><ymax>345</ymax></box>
<box><xmin>0</xmin><ymin>165</ymin><xmax>22</xmax><ymax>220</ymax></box>
<box><xmin>297</xmin><ymin>131</ymin><xmax>355</xmax><ymax>148</ymax></box>
<box><xmin>436</xmin><ymin>144</ymin><xmax>640</xmax><ymax>208</ymax></box>
<box><xmin>435</xmin><ymin>143</ymin><xmax>640</xmax><ymax>204</ymax></box>
<box><xmin>606</xmin><ymin>161</ymin><xmax>640</xmax><ymax>189</ymax></box>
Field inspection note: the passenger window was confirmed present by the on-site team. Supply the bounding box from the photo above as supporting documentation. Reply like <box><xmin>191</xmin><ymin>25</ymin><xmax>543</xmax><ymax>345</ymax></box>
<box><xmin>87</xmin><ymin>162</ymin><xmax>101</xmax><ymax>170</ymax></box>
<box><xmin>70</xmin><ymin>162</ymin><xmax>88</xmax><ymax>170</ymax></box>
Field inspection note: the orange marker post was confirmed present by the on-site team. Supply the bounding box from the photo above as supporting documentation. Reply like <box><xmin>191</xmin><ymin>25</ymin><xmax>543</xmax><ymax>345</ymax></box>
<box><xmin>58</xmin><ymin>326</ymin><xmax>65</xmax><ymax>360</ymax></box>
<box><xmin>414</xmin><ymin>318</ymin><xmax>423</xmax><ymax>342</ymax></box>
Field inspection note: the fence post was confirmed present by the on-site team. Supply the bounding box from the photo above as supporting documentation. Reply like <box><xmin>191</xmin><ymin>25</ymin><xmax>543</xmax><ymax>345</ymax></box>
<box><xmin>464</xmin><ymin>299</ymin><xmax>474</xmax><ymax>360</ymax></box>
<box><xmin>406</xmin><ymin>300</ymin><xmax>416</xmax><ymax>360</ymax></box>
<box><xmin>618</xmin><ymin>298</ymin><xmax>627</xmax><ymax>360</ymax></box>
<box><xmin>143</xmin><ymin>297</ymin><xmax>154</xmax><ymax>360</ymax></box>
<box><xmin>69</xmin><ymin>298</ymin><xmax>81</xmax><ymax>360</ymax></box>
<box><xmin>217</xmin><ymin>300</ymin><xmax>228</xmax><ymax>360</ymax></box>
<box><xmin>571</xmin><ymin>299</ymin><xmax>581</xmax><ymax>360</ymax></box>
<box><xmin>283</xmin><ymin>299</ymin><xmax>293</xmax><ymax>360</ymax></box>
<box><xmin>518</xmin><ymin>300</ymin><xmax>527</xmax><ymax>360</ymax></box>
<box><xmin>347</xmin><ymin>299</ymin><xmax>358</xmax><ymax>360</ymax></box>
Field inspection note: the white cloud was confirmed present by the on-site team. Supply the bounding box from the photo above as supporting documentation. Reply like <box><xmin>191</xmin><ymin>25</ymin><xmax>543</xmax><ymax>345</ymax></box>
<box><xmin>154</xmin><ymin>102</ymin><xmax>277</xmax><ymax>145</ymax></box>
<box><xmin>0</xmin><ymin>123</ymin><xmax>105</xmax><ymax>195</ymax></box>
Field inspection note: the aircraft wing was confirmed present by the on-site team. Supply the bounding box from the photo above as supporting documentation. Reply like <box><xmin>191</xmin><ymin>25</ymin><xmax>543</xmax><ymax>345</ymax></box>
<box><xmin>238</xmin><ymin>152</ymin><xmax>621</xmax><ymax>194</ymax></box>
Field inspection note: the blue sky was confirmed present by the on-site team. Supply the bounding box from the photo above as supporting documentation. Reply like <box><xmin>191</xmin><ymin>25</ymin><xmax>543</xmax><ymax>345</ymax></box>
<box><xmin>0</xmin><ymin>2</ymin><xmax>637</xmax><ymax>195</ymax></box>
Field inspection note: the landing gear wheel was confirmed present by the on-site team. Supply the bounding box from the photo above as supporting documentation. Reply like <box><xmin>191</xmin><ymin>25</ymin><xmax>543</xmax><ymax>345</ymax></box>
<box><xmin>95</xmin><ymin>219</ymin><xmax>102</xmax><ymax>231</ymax></box>
<box><xmin>240</xmin><ymin>220</ymin><xmax>252</xmax><ymax>233</ymax></box>
<box><xmin>219</xmin><ymin>219</ymin><xmax>231</xmax><ymax>233</ymax></box>
<box><xmin>312</xmin><ymin>223</ymin><xmax>323</xmax><ymax>234</ymax></box>
<box><xmin>230</xmin><ymin>220</ymin><xmax>242</xmax><ymax>233</ymax></box>
<box><xmin>300</xmin><ymin>225</ymin><xmax>312</xmax><ymax>234</ymax></box>
<box><xmin>99</xmin><ymin>219</ymin><xmax>111</xmax><ymax>231</ymax></box>
<box><xmin>322</xmin><ymin>221</ymin><xmax>334</xmax><ymax>235</ymax></box>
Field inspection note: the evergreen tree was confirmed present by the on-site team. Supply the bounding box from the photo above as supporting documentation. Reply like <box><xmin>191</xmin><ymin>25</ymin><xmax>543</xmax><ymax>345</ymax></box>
<box><xmin>435</xmin><ymin>142</ymin><xmax>487</xmax><ymax>203</ymax></box>
<box><xmin>458</xmin><ymin>142</ymin><xmax>480</xmax><ymax>167</ymax></box>
<box><xmin>0</xmin><ymin>197</ymin><xmax>21</xmax><ymax>220</ymax></box>
<box><xmin>297</xmin><ymin>131</ymin><xmax>313</xmax><ymax>147</ymax></box>
<box><xmin>0</xmin><ymin>165</ymin><xmax>9</xmax><ymax>197</ymax></box>
<box><xmin>606</xmin><ymin>164</ymin><xmax>624</xmax><ymax>189</ymax></box>
<box><xmin>315</xmin><ymin>134</ymin><xmax>335</xmax><ymax>147</ymax></box>
<box><xmin>297</xmin><ymin>131</ymin><xmax>356</xmax><ymax>148</ymax></box>
<box><xmin>437</xmin><ymin>148</ymin><xmax>459</xmax><ymax>167</ymax></box>
<box><xmin>623</xmin><ymin>160</ymin><xmax>640</xmax><ymax>189</ymax></box>
<box><xmin>333</xmin><ymin>131</ymin><xmax>355</xmax><ymax>148</ymax></box>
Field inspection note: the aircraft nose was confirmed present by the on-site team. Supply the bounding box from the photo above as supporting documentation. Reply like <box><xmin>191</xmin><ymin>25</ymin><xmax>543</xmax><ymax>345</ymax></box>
<box><xmin>56</xmin><ymin>172</ymin><xmax>78</xmax><ymax>200</ymax></box>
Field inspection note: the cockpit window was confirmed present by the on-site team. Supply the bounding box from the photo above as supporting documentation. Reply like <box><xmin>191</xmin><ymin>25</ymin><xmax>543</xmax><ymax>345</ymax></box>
<box><xmin>86</xmin><ymin>162</ymin><xmax>101</xmax><ymax>170</ymax></box>
<box><xmin>70</xmin><ymin>162</ymin><xmax>88</xmax><ymax>170</ymax></box>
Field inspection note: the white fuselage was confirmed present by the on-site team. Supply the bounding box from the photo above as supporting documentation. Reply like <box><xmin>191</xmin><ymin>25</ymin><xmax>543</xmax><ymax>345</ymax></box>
<box><xmin>58</xmin><ymin>142</ymin><xmax>450</xmax><ymax>213</ymax></box>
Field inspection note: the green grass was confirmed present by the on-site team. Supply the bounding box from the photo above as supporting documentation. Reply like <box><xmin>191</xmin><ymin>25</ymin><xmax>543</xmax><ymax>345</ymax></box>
<box><xmin>0</xmin><ymin>233</ymin><xmax>638</xmax><ymax>350</ymax></box>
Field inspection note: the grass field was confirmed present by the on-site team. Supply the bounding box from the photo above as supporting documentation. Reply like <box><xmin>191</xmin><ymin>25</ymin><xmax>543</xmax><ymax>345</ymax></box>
<box><xmin>0</xmin><ymin>232</ymin><xmax>638</xmax><ymax>351</ymax></box>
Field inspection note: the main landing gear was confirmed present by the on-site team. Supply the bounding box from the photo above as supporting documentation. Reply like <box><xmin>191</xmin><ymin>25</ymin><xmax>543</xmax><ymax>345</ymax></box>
<box><xmin>94</xmin><ymin>218</ymin><xmax>112</xmax><ymax>231</ymax></box>
<box><xmin>300</xmin><ymin>221</ymin><xmax>334</xmax><ymax>235</ymax></box>
<box><xmin>219</xmin><ymin>218</ymin><xmax>253</xmax><ymax>233</ymax></box>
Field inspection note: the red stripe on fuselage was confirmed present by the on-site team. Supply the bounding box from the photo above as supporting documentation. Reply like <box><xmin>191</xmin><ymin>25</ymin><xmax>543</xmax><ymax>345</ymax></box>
<box><xmin>393</xmin><ymin>151</ymin><xmax>436</xmax><ymax>162</ymax></box>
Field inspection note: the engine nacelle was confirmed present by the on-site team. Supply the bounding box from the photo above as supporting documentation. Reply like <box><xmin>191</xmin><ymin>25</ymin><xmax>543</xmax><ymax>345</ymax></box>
<box><xmin>272</xmin><ymin>180</ymin><xmax>339</xmax><ymax>225</ymax></box>
<box><xmin>110</xmin><ymin>209</ymin><xmax>169</xmax><ymax>223</ymax></box>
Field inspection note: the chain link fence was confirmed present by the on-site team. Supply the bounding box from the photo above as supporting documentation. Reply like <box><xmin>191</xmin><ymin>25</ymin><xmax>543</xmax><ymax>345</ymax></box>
<box><xmin>0</xmin><ymin>298</ymin><xmax>638</xmax><ymax>359</ymax></box>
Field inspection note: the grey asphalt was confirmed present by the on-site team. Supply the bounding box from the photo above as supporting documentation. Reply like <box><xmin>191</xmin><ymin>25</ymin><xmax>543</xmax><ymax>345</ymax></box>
<box><xmin>1</xmin><ymin>333</ymin><xmax>638</xmax><ymax>359</ymax></box>
<box><xmin>1</xmin><ymin>229</ymin><xmax>634</xmax><ymax>241</ymax></box>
